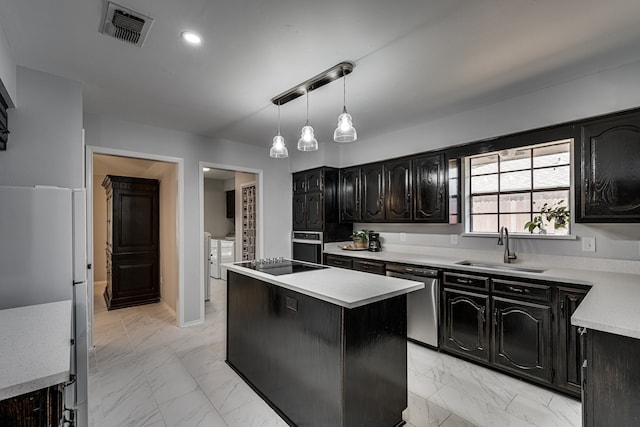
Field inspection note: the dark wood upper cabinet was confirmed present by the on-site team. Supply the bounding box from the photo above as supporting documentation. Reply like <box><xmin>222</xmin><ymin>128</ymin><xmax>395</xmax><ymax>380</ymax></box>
<box><xmin>576</xmin><ymin>109</ymin><xmax>640</xmax><ymax>222</ymax></box>
<box><xmin>413</xmin><ymin>153</ymin><xmax>447</xmax><ymax>222</ymax></box>
<box><xmin>339</xmin><ymin>166</ymin><xmax>361</xmax><ymax>222</ymax></box>
<box><xmin>361</xmin><ymin>163</ymin><xmax>385</xmax><ymax>222</ymax></box>
<box><xmin>385</xmin><ymin>158</ymin><xmax>412</xmax><ymax>221</ymax></box>
<box><xmin>292</xmin><ymin>168</ymin><xmax>350</xmax><ymax>239</ymax></box>
<box><xmin>226</xmin><ymin>190</ymin><xmax>235</xmax><ymax>219</ymax></box>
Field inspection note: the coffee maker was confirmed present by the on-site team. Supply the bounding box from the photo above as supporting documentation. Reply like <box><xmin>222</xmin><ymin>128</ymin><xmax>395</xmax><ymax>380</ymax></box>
<box><xmin>368</xmin><ymin>232</ymin><xmax>382</xmax><ymax>252</ymax></box>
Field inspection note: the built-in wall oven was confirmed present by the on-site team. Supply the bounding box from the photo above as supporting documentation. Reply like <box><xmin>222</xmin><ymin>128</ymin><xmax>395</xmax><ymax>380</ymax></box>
<box><xmin>291</xmin><ymin>231</ymin><xmax>323</xmax><ymax>264</ymax></box>
<box><xmin>386</xmin><ymin>263</ymin><xmax>440</xmax><ymax>348</ymax></box>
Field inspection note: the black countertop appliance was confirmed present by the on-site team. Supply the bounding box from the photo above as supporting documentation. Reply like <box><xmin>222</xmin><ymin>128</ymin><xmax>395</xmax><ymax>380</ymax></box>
<box><xmin>368</xmin><ymin>232</ymin><xmax>381</xmax><ymax>252</ymax></box>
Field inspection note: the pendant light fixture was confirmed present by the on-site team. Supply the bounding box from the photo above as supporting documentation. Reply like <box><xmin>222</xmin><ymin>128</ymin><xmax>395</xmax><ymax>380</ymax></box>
<box><xmin>269</xmin><ymin>103</ymin><xmax>288</xmax><ymax>158</ymax></box>
<box><xmin>297</xmin><ymin>91</ymin><xmax>318</xmax><ymax>151</ymax></box>
<box><xmin>333</xmin><ymin>68</ymin><xmax>357</xmax><ymax>143</ymax></box>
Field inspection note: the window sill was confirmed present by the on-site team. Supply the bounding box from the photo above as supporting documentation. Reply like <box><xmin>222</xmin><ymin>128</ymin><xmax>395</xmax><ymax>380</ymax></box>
<box><xmin>460</xmin><ymin>232</ymin><xmax>577</xmax><ymax>240</ymax></box>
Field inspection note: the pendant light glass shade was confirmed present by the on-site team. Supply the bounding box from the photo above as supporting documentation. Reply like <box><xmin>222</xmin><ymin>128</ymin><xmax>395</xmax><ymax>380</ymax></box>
<box><xmin>297</xmin><ymin>92</ymin><xmax>318</xmax><ymax>151</ymax></box>
<box><xmin>269</xmin><ymin>104</ymin><xmax>288</xmax><ymax>158</ymax></box>
<box><xmin>333</xmin><ymin>72</ymin><xmax>357</xmax><ymax>143</ymax></box>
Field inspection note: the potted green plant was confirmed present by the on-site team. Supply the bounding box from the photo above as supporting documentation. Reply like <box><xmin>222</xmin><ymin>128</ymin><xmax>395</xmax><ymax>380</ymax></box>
<box><xmin>350</xmin><ymin>230</ymin><xmax>371</xmax><ymax>248</ymax></box>
<box><xmin>524</xmin><ymin>200</ymin><xmax>570</xmax><ymax>234</ymax></box>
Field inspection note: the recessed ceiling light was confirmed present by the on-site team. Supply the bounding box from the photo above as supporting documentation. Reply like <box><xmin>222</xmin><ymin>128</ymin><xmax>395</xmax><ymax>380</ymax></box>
<box><xmin>203</xmin><ymin>167</ymin><xmax>210</xmax><ymax>172</ymax></box>
<box><xmin>181</xmin><ymin>31</ymin><xmax>202</xmax><ymax>45</ymax></box>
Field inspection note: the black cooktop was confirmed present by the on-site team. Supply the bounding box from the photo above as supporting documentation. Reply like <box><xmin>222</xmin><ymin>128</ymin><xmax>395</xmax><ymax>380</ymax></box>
<box><xmin>239</xmin><ymin>259</ymin><xmax>328</xmax><ymax>276</ymax></box>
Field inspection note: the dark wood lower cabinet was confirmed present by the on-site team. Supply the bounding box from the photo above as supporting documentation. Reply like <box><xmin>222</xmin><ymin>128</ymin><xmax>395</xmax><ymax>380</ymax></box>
<box><xmin>584</xmin><ymin>329</ymin><xmax>640</xmax><ymax>426</ymax></box>
<box><xmin>557</xmin><ymin>287</ymin><xmax>588</xmax><ymax>395</ymax></box>
<box><xmin>227</xmin><ymin>271</ymin><xmax>407</xmax><ymax>427</ymax></box>
<box><xmin>492</xmin><ymin>297</ymin><xmax>552</xmax><ymax>383</ymax></box>
<box><xmin>0</xmin><ymin>385</ymin><xmax>62</xmax><ymax>427</ymax></box>
<box><xmin>441</xmin><ymin>288</ymin><xmax>490</xmax><ymax>363</ymax></box>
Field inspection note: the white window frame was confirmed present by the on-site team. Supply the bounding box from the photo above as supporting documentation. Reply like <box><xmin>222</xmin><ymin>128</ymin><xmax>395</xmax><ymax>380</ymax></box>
<box><xmin>462</xmin><ymin>139</ymin><xmax>575</xmax><ymax>239</ymax></box>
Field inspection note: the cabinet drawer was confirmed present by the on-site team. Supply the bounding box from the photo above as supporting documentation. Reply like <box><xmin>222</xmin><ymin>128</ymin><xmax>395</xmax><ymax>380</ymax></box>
<box><xmin>353</xmin><ymin>259</ymin><xmax>385</xmax><ymax>275</ymax></box>
<box><xmin>443</xmin><ymin>272</ymin><xmax>490</xmax><ymax>291</ymax></box>
<box><xmin>492</xmin><ymin>279</ymin><xmax>551</xmax><ymax>302</ymax></box>
<box><xmin>325</xmin><ymin>255</ymin><xmax>353</xmax><ymax>269</ymax></box>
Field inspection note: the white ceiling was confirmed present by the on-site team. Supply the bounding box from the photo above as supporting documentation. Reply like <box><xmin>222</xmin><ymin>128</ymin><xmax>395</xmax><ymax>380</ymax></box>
<box><xmin>2</xmin><ymin>0</ymin><xmax>640</xmax><ymax>149</ymax></box>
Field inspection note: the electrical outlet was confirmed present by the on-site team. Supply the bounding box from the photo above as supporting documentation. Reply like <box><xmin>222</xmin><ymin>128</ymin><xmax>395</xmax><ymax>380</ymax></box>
<box><xmin>582</xmin><ymin>237</ymin><xmax>596</xmax><ymax>252</ymax></box>
<box><xmin>450</xmin><ymin>234</ymin><xmax>458</xmax><ymax>245</ymax></box>
<box><xmin>399</xmin><ymin>232</ymin><xmax>406</xmax><ymax>242</ymax></box>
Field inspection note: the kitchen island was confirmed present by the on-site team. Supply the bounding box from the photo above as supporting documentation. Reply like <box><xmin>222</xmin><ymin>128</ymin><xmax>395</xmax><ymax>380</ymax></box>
<box><xmin>225</xmin><ymin>260</ymin><xmax>423</xmax><ymax>427</ymax></box>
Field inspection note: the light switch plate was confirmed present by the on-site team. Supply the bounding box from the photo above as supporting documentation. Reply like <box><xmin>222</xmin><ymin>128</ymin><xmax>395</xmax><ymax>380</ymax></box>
<box><xmin>450</xmin><ymin>234</ymin><xmax>458</xmax><ymax>245</ymax></box>
<box><xmin>582</xmin><ymin>237</ymin><xmax>596</xmax><ymax>252</ymax></box>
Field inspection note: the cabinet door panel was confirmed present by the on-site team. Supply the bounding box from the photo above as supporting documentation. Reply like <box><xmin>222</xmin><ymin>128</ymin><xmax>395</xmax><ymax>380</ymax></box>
<box><xmin>492</xmin><ymin>297</ymin><xmax>552</xmax><ymax>383</ymax></box>
<box><xmin>306</xmin><ymin>192</ymin><xmax>324</xmax><ymax>230</ymax></box>
<box><xmin>577</xmin><ymin>111</ymin><xmax>640</xmax><ymax>221</ymax></box>
<box><xmin>413</xmin><ymin>153</ymin><xmax>447</xmax><ymax>222</ymax></box>
<box><xmin>385</xmin><ymin>159</ymin><xmax>412</xmax><ymax>221</ymax></box>
<box><xmin>340</xmin><ymin>167</ymin><xmax>361</xmax><ymax>222</ymax></box>
<box><xmin>361</xmin><ymin>163</ymin><xmax>385</xmax><ymax>221</ymax></box>
<box><xmin>293</xmin><ymin>172</ymin><xmax>307</xmax><ymax>194</ymax></box>
<box><xmin>557</xmin><ymin>287</ymin><xmax>588</xmax><ymax>396</ymax></box>
<box><xmin>292</xmin><ymin>194</ymin><xmax>307</xmax><ymax>230</ymax></box>
<box><xmin>442</xmin><ymin>288</ymin><xmax>490</xmax><ymax>363</ymax></box>
<box><xmin>305</xmin><ymin>169</ymin><xmax>324</xmax><ymax>192</ymax></box>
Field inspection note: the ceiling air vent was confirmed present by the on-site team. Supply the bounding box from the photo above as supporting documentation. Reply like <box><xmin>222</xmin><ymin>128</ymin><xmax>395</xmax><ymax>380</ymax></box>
<box><xmin>100</xmin><ymin>2</ymin><xmax>153</xmax><ymax>47</ymax></box>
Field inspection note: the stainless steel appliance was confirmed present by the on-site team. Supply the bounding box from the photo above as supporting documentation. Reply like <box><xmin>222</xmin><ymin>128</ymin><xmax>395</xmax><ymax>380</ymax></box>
<box><xmin>386</xmin><ymin>263</ymin><xmax>439</xmax><ymax>348</ymax></box>
<box><xmin>239</xmin><ymin>258</ymin><xmax>327</xmax><ymax>276</ymax></box>
<box><xmin>291</xmin><ymin>231</ymin><xmax>323</xmax><ymax>264</ymax></box>
<box><xmin>368</xmin><ymin>232</ymin><xmax>382</xmax><ymax>252</ymax></box>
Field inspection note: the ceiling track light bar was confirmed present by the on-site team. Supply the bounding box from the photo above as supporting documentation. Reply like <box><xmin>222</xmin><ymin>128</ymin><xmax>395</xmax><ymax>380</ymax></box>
<box><xmin>271</xmin><ymin>61</ymin><xmax>355</xmax><ymax>106</ymax></box>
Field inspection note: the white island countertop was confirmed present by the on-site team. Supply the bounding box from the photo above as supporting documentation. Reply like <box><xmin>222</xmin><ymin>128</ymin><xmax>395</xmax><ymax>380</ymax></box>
<box><xmin>225</xmin><ymin>262</ymin><xmax>424</xmax><ymax>309</ymax></box>
<box><xmin>324</xmin><ymin>244</ymin><xmax>640</xmax><ymax>340</ymax></box>
<box><xmin>0</xmin><ymin>300</ymin><xmax>72</xmax><ymax>400</ymax></box>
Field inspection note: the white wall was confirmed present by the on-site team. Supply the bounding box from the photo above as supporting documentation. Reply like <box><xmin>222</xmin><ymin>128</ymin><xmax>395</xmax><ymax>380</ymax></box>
<box><xmin>334</xmin><ymin>59</ymin><xmax>640</xmax><ymax>261</ymax></box>
<box><xmin>156</xmin><ymin>163</ymin><xmax>179</xmax><ymax>311</ymax></box>
<box><xmin>204</xmin><ymin>178</ymin><xmax>234</xmax><ymax>238</ymax></box>
<box><xmin>83</xmin><ymin>114</ymin><xmax>292</xmax><ymax>324</ymax></box>
<box><xmin>0</xmin><ymin>66</ymin><xmax>82</xmax><ymax>187</ymax></box>
<box><xmin>0</xmin><ymin>18</ymin><xmax>16</xmax><ymax>105</ymax></box>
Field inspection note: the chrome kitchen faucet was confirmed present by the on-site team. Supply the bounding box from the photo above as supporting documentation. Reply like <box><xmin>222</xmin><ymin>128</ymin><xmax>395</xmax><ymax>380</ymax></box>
<box><xmin>498</xmin><ymin>226</ymin><xmax>517</xmax><ymax>263</ymax></box>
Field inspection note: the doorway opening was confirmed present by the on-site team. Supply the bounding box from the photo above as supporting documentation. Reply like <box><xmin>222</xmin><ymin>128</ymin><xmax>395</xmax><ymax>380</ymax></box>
<box><xmin>86</xmin><ymin>147</ymin><xmax>184</xmax><ymax>346</ymax></box>
<box><xmin>200</xmin><ymin>164</ymin><xmax>260</xmax><ymax>321</ymax></box>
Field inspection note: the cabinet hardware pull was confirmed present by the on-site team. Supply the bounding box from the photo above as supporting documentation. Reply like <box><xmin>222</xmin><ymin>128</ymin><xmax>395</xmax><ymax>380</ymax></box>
<box><xmin>506</xmin><ymin>285</ymin><xmax>528</xmax><ymax>293</ymax></box>
<box><xmin>480</xmin><ymin>306</ymin><xmax>486</xmax><ymax>323</ymax></box>
<box><xmin>494</xmin><ymin>308</ymin><xmax>498</xmax><ymax>326</ymax></box>
<box><xmin>561</xmin><ymin>300</ymin><xmax>565</xmax><ymax>318</ymax></box>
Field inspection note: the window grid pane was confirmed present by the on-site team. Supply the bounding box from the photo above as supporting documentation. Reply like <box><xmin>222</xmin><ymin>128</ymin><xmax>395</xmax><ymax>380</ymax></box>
<box><xmin>468</xmin><ymin>139</ymin><xmax>571</xmax><ymax>234</ymax></box>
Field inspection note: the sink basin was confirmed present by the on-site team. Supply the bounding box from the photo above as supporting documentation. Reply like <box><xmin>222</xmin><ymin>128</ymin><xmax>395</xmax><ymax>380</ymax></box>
<box><xmin>456</xmin><ymin>261</ymin><xmax>546</xmax><ymax>274</ymax></box>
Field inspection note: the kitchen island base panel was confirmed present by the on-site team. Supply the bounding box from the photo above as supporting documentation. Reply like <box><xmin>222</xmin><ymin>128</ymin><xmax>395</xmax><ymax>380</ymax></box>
<box><xmin>226</xmin><ymin>271</ymin><xmax>407</xmax><ymax>427</ymax></box>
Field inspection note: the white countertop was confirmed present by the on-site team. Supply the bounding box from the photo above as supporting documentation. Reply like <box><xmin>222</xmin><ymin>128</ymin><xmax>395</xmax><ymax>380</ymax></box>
<box><xmin>324</xmin><ymin>244</ymin><xmax>640</xmax><ymax>340</ymax></box>
<box><xmin>0</xmin><ymin>300</ymin><xmax>72</xmax><ymax>400</ymax></box>
<box><xmin>225</xmin><ymin>262</ymin><xmax>424</xmax><ymax>309</ymax></box>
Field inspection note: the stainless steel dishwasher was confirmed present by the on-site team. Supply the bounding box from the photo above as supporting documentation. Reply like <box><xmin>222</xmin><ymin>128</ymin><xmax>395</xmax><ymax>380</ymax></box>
<box><xmin>386</xmin><ymin>264</ymin><xmax>439</xmax><ymax>348</ymax></box>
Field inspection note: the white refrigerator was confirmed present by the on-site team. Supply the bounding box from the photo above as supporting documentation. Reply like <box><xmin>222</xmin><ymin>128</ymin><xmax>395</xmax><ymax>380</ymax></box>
<box><xmin>0</xmin><ymin>186</ymin><xmax>88</xmax><ymax>426</ymax></box>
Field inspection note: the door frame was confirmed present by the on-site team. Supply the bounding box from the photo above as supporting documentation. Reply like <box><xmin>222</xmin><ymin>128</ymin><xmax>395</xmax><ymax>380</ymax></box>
<box><xmin>199</xmin><ymin>162</ymin><xmax>263</xmax><ymax>323</ymax></box>
<box><xmin>85</xmin><ymin>146</ymin><xmax>185</xmax><ymax>345</ymax></box>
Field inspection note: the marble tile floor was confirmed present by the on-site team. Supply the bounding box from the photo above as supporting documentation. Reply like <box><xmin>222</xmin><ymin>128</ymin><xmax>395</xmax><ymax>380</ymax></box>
<box><xmin>90</xmin><ymin>279</ymin><xmax>581</xmax><ymax>427</ymax></box>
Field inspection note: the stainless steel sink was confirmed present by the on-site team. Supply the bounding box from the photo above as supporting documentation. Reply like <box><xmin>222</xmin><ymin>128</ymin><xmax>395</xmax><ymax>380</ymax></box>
<box><xmin>456</xmin><ymin>260</ymin><xmax>546</xmax><ymax>274</ymax></box>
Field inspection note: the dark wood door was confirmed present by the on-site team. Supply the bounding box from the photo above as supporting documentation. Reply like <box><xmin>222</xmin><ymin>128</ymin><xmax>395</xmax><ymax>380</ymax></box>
<box><xmin>293</xmin><ymin>171</ymin><xmax>307</xmax><ymax>194</ymax></box>
<box><xmin>361</xmin><ymin>163</ymin><xmax>385</xmax><ymax>221</ymax></box>
<box><xmin>442</xmin><ymin>288</ymin><xmax>490</xmax><ymax>363</ymax></box>
<box><xmin>576</xmin><ymin>110</ymin><xmax>640</xmax><ymax>222</ymax></box>
<box><xmin>339</xmin><ymin>167</ymin><xmax>361</xmax><ymax>222</ymax></box>
<box><xmin>413</xmin><ymin>153</ymin><xmax>447</xmax><ymax>222</ymax></box>
<box><xmin>226</xmin><ymin>190</ymin><xmax>235</xmax><ymax>219</ymax></box>
<box><xmin>306</xmin><ymin>192</ymin><xmax>324</xmax><ymax>230</ymax></box>
<box><xmin>385</xmin><ymin>158</ymin><xmax>412</xmax><ymax>221</ymax></box>
<box><xmin>305</xmin><ymin>169</ymin><xmax>324</xmax><ymax>192</ymax></box>
<box><xmin>292</xmin><ymin>194</ymin><xmax>307</xmax><ymax>230</ymax></box>
<box><xmin>491</xmin><ymin>296</ymin><xmax>552</xmax><ymax>383</ymax></box>
<box><xmin>557</xmin><ymin>287</ymin><xmax>588</xmax><ymax>396</ymax></box>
